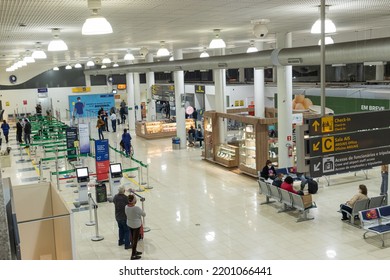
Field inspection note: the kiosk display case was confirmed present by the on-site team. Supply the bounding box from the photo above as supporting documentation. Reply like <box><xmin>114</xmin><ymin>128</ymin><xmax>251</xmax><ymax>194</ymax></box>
<box><xmin>136</xmin><ymin>119</ymin><xmax>195</xmax><ymax>139</ymax></box>
<box><xmin>239</xmin><ymin>125</ymin><xmax>256</xmax><ymax>173</ymax></box>
<box><xmin>215</xmin><ymin>144</ymin><xmax>239</xmax><ymax>167</ymax></box>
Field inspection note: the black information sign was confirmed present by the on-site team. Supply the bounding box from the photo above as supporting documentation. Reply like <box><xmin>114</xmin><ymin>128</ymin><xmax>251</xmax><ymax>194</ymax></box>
<box><xmin>307</xmin><ymin>127</ymin><xmax>390</xmax><ymax>157</ymax></box>
<box><xmin>195</xmin><ymin>85</ymin><xmax>206</xmax><ymax>94</ymax></box>
<box><xmin>66</xmin><ymin>127</ymin><xmax>78</xmax><ymax>161</ymax></box>
<box><xmin>308</xmin><ymin>110</ymin><xmax>390</xmax><ymax>136</ymax></box>
<box><xmin>310</xmin><ymin>146</ymin><xmax>390</xmax><ymax>177</ymax></box>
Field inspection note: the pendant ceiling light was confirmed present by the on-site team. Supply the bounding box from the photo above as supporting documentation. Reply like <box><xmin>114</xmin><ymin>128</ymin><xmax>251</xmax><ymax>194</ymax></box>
<box><xmin>53</xmin><ymin>66</ymin><xmax>60</xmax><ymax>71</ymax></box>
<box><xmin>246</xmin><ymin>40</ymin><xmax>258</xmax><ymax>53</ymax></box>
<box><xmin>31</xmin><ymin>42</ymin><xmax>47</xmax><ymax>59</ymax></box>
<box><xmin>86</xmin><ymin>59</ymin><xmax>95</xmax><ymax>67</ymax></box>
<box><xmin>169</xmin><ymin>56</ymin><xmax>174</xmax><ymax>61</ymax></box>
<box><xmin>318</xmin><ymin>36</ymin><xmax>334</xmax><ymax>45</ymax></box>
<box><xmin>102</xmin><ymin>56</ymin><xmax>111</xmax><ymax>64</ymax></box>
<box><xmin>113</xmin><ymin>62</ymin><xmax>119</xmax><ymax>67</ymax></box>
<box><xmin>124</xmin><ymin>50</ymin><xmax>135</xmax><ymax>61</ymax></box>
<box><xmin>74</xmin><ymin>62</ymin><xmax>82</xmax><ymax>68</ymax></box>
<box><xmin>200</xmin><ymin>47</ymin><xmax>210</xmax><ymax>58</ymax></box>
<box><xmin>156</xmin><ymin>41</ymin><xmax>170</xmax><ymax>57</ymax></box>
<box><xmin>311</xmin><ymin>6</ymin><xmax>336</xmax><ymax>34</ymax></box>
<box><xmin>101</xmin><ymin>64</ymin><xmax>107</xmax><ymax>69</ymax></box>
<box><xmin>65</xmin><ymin>65</ymin><xmax>72</xmax><ymax>70</ymax></box>
<box><xmin>209</xmin><ymin>29</ymin><xmax>226</xmax><ymax>49</ymax></box>
<box><xmin>82</xmin><ymin>0</ymin><xmax>113</xmax><ymax>35</ymax></box>
<box><xmin>48</xmin><ymin>28</ymin><xmax>68</xmax><ymax>51</ymax></box>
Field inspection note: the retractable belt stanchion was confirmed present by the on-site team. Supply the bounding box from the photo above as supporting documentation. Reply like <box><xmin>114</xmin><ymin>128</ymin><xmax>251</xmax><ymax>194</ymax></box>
<box><xmin>39</xmin><ymin>159</ymin><xmax>44</xmax><ymax>182</ymax></box>
<box><xmin>88</xmin><ymin>193</ymin><xmax>104</xmax><ymax>241</ymax></box>
<box><xmin>145</xmin><ymin>164</ymin><xmax>153</xmax><ymax>190</ymax></box>
<box><xmin>130</xmin><ymin>190</ymin><xmax>150</xmax><ymax>233</ymax></box>
<box><xmin>85</xmin><ymin>193</ymin><xmax>96</xmax><ymax>226</ymax></box>
<box><xmin>55</xmin><ymin>148</ymin><xmax>60</xmax><ymax>191</ymax></box>
<box><xmin>139</xmin><ymin>161</ymin><xmax>146</xmax><ymax>186</ymax></box>
<box><xmin>19</xmin><ymin>144</ymin><xmax>25</xmax><ymax>161</ymax></box>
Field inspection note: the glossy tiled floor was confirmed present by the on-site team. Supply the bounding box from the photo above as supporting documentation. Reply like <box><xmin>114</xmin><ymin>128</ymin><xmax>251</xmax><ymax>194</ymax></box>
<box><xmin>2</xmin><ymin>119</ymin><xmax>389</xmax><ymax>260</ymax></box>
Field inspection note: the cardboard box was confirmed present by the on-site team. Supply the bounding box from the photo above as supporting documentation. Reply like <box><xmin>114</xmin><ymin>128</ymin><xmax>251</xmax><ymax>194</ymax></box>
<box><xmin>302</xmin><ymin>194</ymin><xmax>313</xmax><ymax>208</ymax></box>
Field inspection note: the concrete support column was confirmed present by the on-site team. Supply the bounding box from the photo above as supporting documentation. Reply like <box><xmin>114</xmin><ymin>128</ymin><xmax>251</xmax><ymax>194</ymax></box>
<box><xmin>85</xmin><ymin>75</ymin><xmax>91</xmax><ymax>87</ymax></box>
<box><xmin>173</xmin><ymin>49</ymin><xmax>187</xmax><ymax>149</ymax></box>
<box><xmin>376</xmin><ymin>64</ymin><xmax>385</xmax><ymax>81</ymax></box>
<box><xmin>126</xmin><ymin>73</ymin><xmax>136</xmax><ymax>130</ymax></box>
<box><xmin>213</xmin><ymin>48</ymin><xmax>226</xmax><ymax>143</ymax></box>
<box><xmin>276</xmin><ymin>32</ymin><xmax>294</xmax><ymax>168</ymax></box>
<box><xmin>254</xmin><ymin>42</ymin><xmax>265</xmax><ymax>118</ymax></box>
<box><xmin>133</xmin><ymin>72</ymin><xmax>141</xmax><ymax>121</ymax></box>
<box><xmin>238</xmin><ymin>68</ymin><xmax>245</xmax><ymax>83</ymax></box>
<box><xmin>146</xmin><ymin>53</ymin><xmax>156</xmax><ymax>121</ymax></box>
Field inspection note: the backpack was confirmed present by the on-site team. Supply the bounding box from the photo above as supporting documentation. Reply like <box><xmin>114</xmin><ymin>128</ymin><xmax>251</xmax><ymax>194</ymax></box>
<box><xmin>307</xmin><ymin>179</ymin><xmax>318</xmax><ymax>194</ymax></box>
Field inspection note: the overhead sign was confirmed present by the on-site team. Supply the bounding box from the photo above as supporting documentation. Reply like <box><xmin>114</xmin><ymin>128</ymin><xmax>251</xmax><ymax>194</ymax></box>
<box><xmin>308</xmin><ymin>110</ymin><xmax>390</xmax><ymax>136</ymax></box>
<box><xmin>117</xmin><ymin>84</ymin><xmax>126</xmax><ymax>90</ymax></box>
<box><xmin>195</xmin><ymin>85</ymin><xmax>206</xmax><ymax>94</ymax></box>
<box><xmin>37</xmin><ymin>88</ymin><xmax>48</xmax><ymax>93</ymax></box>
<box><xmin>72</xmin><ymin>87</ymin><xmax>91</xmax><ymax>93</ymax></box>
<box><xmin>308</xmin><ymin>128</ymin><xmax>390</xmax><ymax>157</ymax></box>
<box><xmin>310</xmin><ymin>146</ymin><xmax>390</xmax><ymax>177</ymax></box>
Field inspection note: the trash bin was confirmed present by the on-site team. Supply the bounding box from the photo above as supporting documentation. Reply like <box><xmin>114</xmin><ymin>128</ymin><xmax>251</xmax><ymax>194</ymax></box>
<box><xmin>95</xmin><ymin>183</ymin><xmax>107</xmax><ymax>203</ymax></box>
<box><xmin>172</xmin><ymin>137</ymin><xmax>180</xmax><ymax>150</ymax></box>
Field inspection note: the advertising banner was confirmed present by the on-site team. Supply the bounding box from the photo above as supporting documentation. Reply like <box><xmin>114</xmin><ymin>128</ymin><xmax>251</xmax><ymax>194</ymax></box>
<box><xmin>66</xmin><ymin>127</ymin><xmax>78</xmax><ymax>161</ymax></box>
<box><xmin>68</xmin><ymin>94</ymin><xmax>115</xmax><ymax>117</ymax></box>
<box><xmin>78</xmin><ymin>123</ymin><xmax>90</xmax><ymax>154</ymax></box>
<box><xmin>95</xmin><ymin>139</ymin><xmax>109</xmax><ymax>181</ymax></box>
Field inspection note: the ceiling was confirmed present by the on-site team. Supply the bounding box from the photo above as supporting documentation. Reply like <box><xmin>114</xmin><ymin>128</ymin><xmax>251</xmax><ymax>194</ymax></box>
<box><xmin>1</xmin><ymin>0</ymin><xmax>390</xmax><ymax>79</ymax></box>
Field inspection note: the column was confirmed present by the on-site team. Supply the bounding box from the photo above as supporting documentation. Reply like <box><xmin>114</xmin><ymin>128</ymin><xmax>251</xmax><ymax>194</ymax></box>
<box><xmin>85</xmin><ymin>74</ymin><xmax>91</xmax><ymax>87</ymax></box>
<box><xmin>276</xmin><ymin>32</ymin><xmax>294</xmax><ymax>168</ymax></box>
<box><xmin>254</xmin><ymin>42</ymin><xmax>265</xmax><ymax>118</ymax></box>
<box><xmin>133</xmin><ymin>72</ymin><xmax>142</xmax><ymax>121</ymax></box>
<box><xmin>376</xmin><ymin>64</ymin><xmax>385</xmax><ymax>81</ymax></box>
<box><xmin>173</xmin><ymin>49</ymin><xmax>187</xmax><ymax>149</ymax></box>
<box><xmin>126</xmin><ymin>73</ymin><xmax>136</xmax><ymax>130</ymax></box>
<box><xmin>145</xmin><ymin>53</ymin><xmax>156</xmax><ymax>121</ymax></box>
<box><xmin>213</xmin><ymin>48</ymin><xmax>226</xmax><ymax>143</ymax></box>
<box><xmin>238</xmin><ymin>68</ymin><xmax>245</xmax><ymax>83</ymax></box>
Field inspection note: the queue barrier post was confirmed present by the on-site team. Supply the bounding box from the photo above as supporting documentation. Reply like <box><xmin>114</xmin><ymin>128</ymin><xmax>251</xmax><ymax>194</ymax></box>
<box><xmin>89</xmin><ymin>193</ymin><xmax>104</xmax><ymax>241</ymax></box>
<box><xmin>136</xmin><ymin>167</ymin><xmax>145</xmax><ymax>192</ymax></box>
<box><xmin>130</xmin><ymin>190</ymin><xmax>150</xmax><ymax>233</ymax></box>
<box><xmin>85</xmin><ymin>192</ymin><xmax>96</xmax><ymax>226</ymax></box>
<box><xmin>145</xmin><ymin>164</ymin><xmax>153</xmax><ymax>190</ymax></box>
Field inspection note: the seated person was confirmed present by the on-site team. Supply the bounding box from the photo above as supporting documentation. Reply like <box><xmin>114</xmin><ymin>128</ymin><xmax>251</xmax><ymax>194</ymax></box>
<box><xmin>260</xmin><ymin>160</ymin><xmax>276</xmax><ymax>180</ymax></box>
<box><xmin>281</xmin><ymin>176</ymin><xmax>299</xmax><ymax>194</ymax></box>
<box><xmin>195</xmin><ymin>126</ymin><xmax>204</xmax><ymax>147</ymax></box>
<box><xmin>188</xmin><ymin>126</ymin><xmax>196</xmax><ymax>147</ymax></box>
<box><xmin>339</xmin><ymin>184</ymin><xmax>368</xmax><ymax>221</ymax></box>
<box><xmin>272</xmin><ymin>173</ymin><xmax>284</xmax><ymax>188</ymax></box>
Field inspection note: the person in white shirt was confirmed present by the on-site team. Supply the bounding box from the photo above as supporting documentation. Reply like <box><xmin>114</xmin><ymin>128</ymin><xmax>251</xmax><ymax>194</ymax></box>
<box><xmin>110</xmin><ymin>111</ymin><xmax>117</xmax><ymax>132</ymax></box>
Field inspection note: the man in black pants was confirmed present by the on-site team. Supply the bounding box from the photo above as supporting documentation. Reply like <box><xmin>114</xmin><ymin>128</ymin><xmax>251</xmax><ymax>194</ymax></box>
<box><xmin>16</xmin><ymin>119</ymin><xmax>23</xmax><ymax>143</ymax></box>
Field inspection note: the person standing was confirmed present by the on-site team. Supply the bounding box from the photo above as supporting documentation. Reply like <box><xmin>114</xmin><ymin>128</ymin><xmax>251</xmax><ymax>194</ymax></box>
<box><xmin>1</xmin><ymin>120</ymin><xmax>10</xmax><ymax>144</ymax></box>
<box><xmin>381</xmin><ymin>165</ymin><xmax>388</xmax><ymax>204</ymax></box>
<box><xmin>125</xmin><ymin>194</ymin><xmax>145</xmax><ymax>260</ymax></box>
<box><xmin>23</xmin><ymin>118</ymin><xmax>31</xmax><ymax>147</ymax></box>
<box><xmin>96</xmin><ymin>116</ymin><xmax>105</xmax><ymax>140</ymax></box>
<box><xmin>113</xmin><ymin>186</ymin><xmax>131</xmax><ymax>249</ymax></box>
<box><xmin>73</xmin><ymin>97</ymin><xmax>84</xmax><ymax>123</ymax></box>
<box><xmin>120</xmin><ymin>100</ymin><xmax>127</xmax><ymax>124</ymax></box>
<box><xmin>121</xmin><ymin>129</ymin><xmax>132</xmax><ymax>156</ymax></box>
<box><xmin>16</xmin><ymin>118</ymin><xmax>23</xmax><ymax>143</ymax></box>
<box><xmin>110</xmin><ymin>111</ymin><xmax>117</xmax><ymax>133</ymax></box>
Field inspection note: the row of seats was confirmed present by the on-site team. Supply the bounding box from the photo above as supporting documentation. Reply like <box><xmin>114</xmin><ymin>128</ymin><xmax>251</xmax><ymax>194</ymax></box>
<box><xmin>341</xmin><ymin>195</ymin><xmax>386</xmax><ymax>225</ymax></box>
<box><xmin>258</xmin><ymin>179</ymin><xmax>317</xmax><ymax>222</ymax></box>
<box><xmin>359</xmin><ymin>205</ymin><xmax>390</xmax><ymax>247</ymax></box>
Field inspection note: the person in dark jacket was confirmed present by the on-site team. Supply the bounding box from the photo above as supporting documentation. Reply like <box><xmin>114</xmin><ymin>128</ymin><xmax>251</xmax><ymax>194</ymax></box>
<box><xmin>113</xmin><ymin>186</ymin><xmax>131</xmax><ymax>249</ymax></box>
<box><xmin>260</xmin><ymin>160</ymin><xmax>276</xmax><ymax>180</ymax></box>
<box><xmin>1</xmin><ymin>120</ymin><xmax>10</xmax><ymax>144</ymax></box>
<box><xmin>122</xmin><ymin>129</ymin><xmax>132</xmax><ymax>156</ymax></box>
<box><xmin>23</xmin><ymin>118</ymin><xmax>31</xmax><ymax>146</ymax></box>
<box><xmin>16</xmin><ymin>118</ymin><xmax>23</xmax><ymax>143</ymax></box>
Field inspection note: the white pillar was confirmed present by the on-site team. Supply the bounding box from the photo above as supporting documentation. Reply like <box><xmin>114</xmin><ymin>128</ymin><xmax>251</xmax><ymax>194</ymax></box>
<box><xmin>238</xmin><ymin>68</ymin><xmax>245</xmax><ymax>83</ymax></box>
<box><xmin>146</xmin><ymin>53</ymin><xmax>156</xmax><ymax>121</ymax></box>
<box><xmin>133</xmin><ymin>72</ymin><xmax>141</xmax><ymax>121</ymax></box>
<box><xmin>254</xmin><ymin>42</ymin><xmax>265</xmax><ymax>118</ymax></box>
<box><xmin>173</xmin><ymin>49</ymin><xmax>187</xmax><ymax>149</ymax></box>
<box><xmin>213</xmin><ymin>48</ymin><xmax>226</xmax><ymax>143</ymax></box>
<box><xmin>126</xmin><ymin>73</ymin><xmax>136</xmax><ymax>130</ymax></box>
<box><xmin>276</xmin><ymin>32</ymin><xmax>294</xmax><ymax>168</ymax></box>
<box><xmin>376</xmin><ymin>64</ymin><xmax>385</xmax><ymax>81</ymax></box>
<box><xmin>85</xmin><ymin>75</ymin><xmax>91</xmax><ymax>87</ymax></box>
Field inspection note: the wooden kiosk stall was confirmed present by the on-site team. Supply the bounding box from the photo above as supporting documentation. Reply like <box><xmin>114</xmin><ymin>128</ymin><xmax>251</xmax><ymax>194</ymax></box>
<box><xmin>135</xmin><ymin>119</ymin><xmax>195</xmax><ymax>139</ymax></box>
<box><xmin>203</xmin><ymin>111</ymin><xmax>277</xmax><ymax>177</ymax></box>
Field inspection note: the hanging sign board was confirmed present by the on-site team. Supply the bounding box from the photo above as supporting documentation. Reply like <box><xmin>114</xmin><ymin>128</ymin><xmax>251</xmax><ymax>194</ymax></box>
<box><xmin>78</xmin><ymin>123</ymin><xmax>90</xmax><ymax>154</ymax></box>
<box><xmin>194</xmin><ymin>85</ymin><xmax>206</xmax><ymax>94</ymax></box>
<box><xmin>95</xmin><ymin>139</ymin><xmax>110</xmax><ymax>182</ymax></box>
<box><xmin>66</xmin><ymin>127</ymin><xmax>78</xmax><ymax>161</ymax></box>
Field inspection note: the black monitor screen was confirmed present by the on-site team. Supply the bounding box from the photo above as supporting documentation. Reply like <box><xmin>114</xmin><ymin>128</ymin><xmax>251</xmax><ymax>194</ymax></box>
<box><xmin>110</xmin><ymin>163</ymin><xmax>122</xmax><ymax>174</ymax></box>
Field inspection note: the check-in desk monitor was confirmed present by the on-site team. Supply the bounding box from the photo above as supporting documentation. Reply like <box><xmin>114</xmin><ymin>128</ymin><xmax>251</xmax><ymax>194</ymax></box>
<box><xmin>110</xmin><ymin>163</ymin><xmax>123</xmax><ymax>178</ymax></box>
<box><xmin>76</xmin><ymin>167</ymin><xmax>90</xmax><ymax>183</ymax></box>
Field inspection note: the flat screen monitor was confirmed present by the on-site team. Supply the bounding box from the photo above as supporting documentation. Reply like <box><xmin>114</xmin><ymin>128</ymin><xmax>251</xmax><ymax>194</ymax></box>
<box><xmin>110</xmin><ymin>163</ymin><xmax>122</xmax><ymax>178</ymax></box>
<box><xmin>76</xmin><ymin>167</ymin><xmax>89</xmax><ymax>183</ymax></box>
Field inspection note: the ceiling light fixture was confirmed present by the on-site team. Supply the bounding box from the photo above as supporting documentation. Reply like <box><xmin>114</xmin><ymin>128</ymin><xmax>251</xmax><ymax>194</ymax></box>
<box><xmin>200</xmin><ymin>47</ymin><xmax>210</xmax><ymax>58</ymax></box>
<box><xmin>246</xmin><ymin>40</ymin><xmax>258</xmax><ymax>53</ymax></box>
<box><xmin>101</xmin><ymin>64</ymin><xmax>107</xmax><ymax>69</ymax></box>
<box><xmin>311</xmin><ymin>6</ymin><xmax>336</xmax><ymax>34</ymax></box>
<box><xmin>169</xmin><ymin>56</ymin><xmax>174</xmax><ymax>61</ymax></box>
<box><xmin>124</xmin><ymin>50</ymin><xmax>135</xmax><ymax>61</ymax></box>
<box><xmin>102</xmin><ymin>56</ymin><xmax>111</xmax><ymax>64</ymax></box>
<box><xmin>86</xmin><ymin>59</ymin><xmax>95</xmax><ymax>67</ymax></box>
<box><xmin>209</xmin><ymin>29</ymin><xmax>226</xmax><ymax>49</ymax></box>
<box><xmin>53</xmin><ymin>66</ymin><xmax>60</xmax><ymax>71</ymax></box>
<box><xmin>82</xmin><ymin>0</ymin><xmax>113</xmax><ymax>35</ymax></box>
<box><xmin>74</xmin><ymin>62</ymin><xmax>82</xmax><ymax>68</ymax></box>
<box><xmin>23</xmin><ymin>51</ymin><xmax>35</xmax><ymax>63</ymax></box>
<box><xmin>318</xmin><ymin>36</ymin><xmax>334</xmax><ymax>45</ymax></box>
<box><xmin>156</xmin><ymin>41</ymin><xmax>170</xmax><ymax>57</ymax></box>
<box><xmin>65</xmin><ymin>65</ymin><xmax>72</xmax><ymax>70</ymax></box>
<box><xmin>31</xmin><ymin>42</ymin><xmax>47</xmax><ymax>59</ymax></box>
<box><xmin>113</xmin><ymin>62</ymin><xmax>119</xmax><ymax>67</ymax></box>
<box><xmin>48</xmin><ymin>28</ymin><xmax>68</xmax><ymax>51</ymax></box>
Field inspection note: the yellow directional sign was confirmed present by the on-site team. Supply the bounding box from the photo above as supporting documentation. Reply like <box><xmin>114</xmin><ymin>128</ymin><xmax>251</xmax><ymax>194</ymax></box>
<box><xmin>312</xmin><ymin>141</ymin><xmax>320</xmax><ymax>151</ymax></box>
<box><xmin>312</xmin><ymin>120</ymin><xmax>320</xmax><ymax>132</ymax></box>
<box><xmin>322</xmin><ymin>136</ymin><xmax>334</xmax><ymax>153</ymax></box>
<box><xmin>321</xmin><ymin>116</ymin><xmax>334</xmax><ymax>133</ymax></box>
